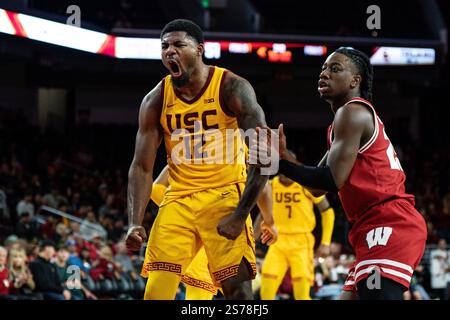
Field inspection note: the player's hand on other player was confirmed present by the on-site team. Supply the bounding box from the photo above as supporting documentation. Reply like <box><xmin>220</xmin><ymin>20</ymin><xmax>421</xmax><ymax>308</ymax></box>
<box><xmin>217</xmin><ymin>214</ymin><xmax>246</xmax><ymax>240</ymax></box>
<box><xmin>248</xmin><ymin>124</ymin><xmax>288</xmax><ymax>168</ymax></box>
<box><xmin>125</xmin><ymin>225</ymin><xmax>147</xmax><ymax>251</ymax></box>
<box><xmin>316</xmin><ymin>244</ymin><xmax>331</xmax><ymax>258</ymax></box>
<box><xmin>260</xmin><ymin>221</ymin><xmax>278</xmax><ymax>245</ymax></box>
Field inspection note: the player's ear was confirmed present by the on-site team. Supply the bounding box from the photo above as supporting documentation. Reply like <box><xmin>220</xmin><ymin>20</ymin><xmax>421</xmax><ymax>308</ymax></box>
<box><xmin>197</xmin><ymin>43</ymin><xmax>205</xmax><ymax>57</ymax></box>
<box><xmin>350</xmin><ymin>74</ymin><xmax>362</xmax><ymax>89</ymax></box>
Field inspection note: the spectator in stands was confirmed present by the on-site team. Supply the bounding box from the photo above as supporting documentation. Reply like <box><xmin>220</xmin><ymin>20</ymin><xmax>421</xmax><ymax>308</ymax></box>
<box><xmin>114</xmin><ymin>241</ymin><xmax>144</xmax><ymax>292</ymax></box>
<box><xmin>16</xmin><ymin>212</ymin><xmax>38</xmax><ymax>241</ymax></box>
<box><xmin>80</xmin><ymin>211</ymin><xmax>107</xmax><ymax>241</ymax></box>
<box><xmin>40</xmin><ymin>214</ymin><xmax>57</xmax><ymax>240</ymax></box>
<box><xmin>98</xmin><ymin>194</ymin><xmax>117</xmax><ymax>217</ymax></box>
<box><xmin>430</xmin><ymin>239</ymin><xmax>450</xmax><ymax>299</ymax></box>
<box><xmin>68</xmin><ymin>192</ymin><xmax>81</xmax><ymax>215</ymax></box>
<box><xmin>66</xmin><ymin>240</ymin><xmax>95</xmax><ymax>289</ymax></box>
<box><xmin>55</xmin><ymin>222</ymin><xmax>70</xmax><ymax>245</ymax></box>
<box><xmin>30</xmin><ymin>175</ymin><xmax>42</xmax><ymax>195</ymax></box>
<box><xmin>54</xmin><ymin>247</ymin><xmax>97</xmax><ymax>300</ymax></box>
<box><xmin>90</xmin><ymin>245</ymin><xmax>118</xmax><ymax>282</ymax></box>
<box><xmin>73</xmin><ymin>232</ymin><xmax>98</xmax><ymax>262</ymax></box>
<box><xmin>80</xmin><ymin>247</ymin><xmax>93</xmax><ymax>273</ymax></box>
<box><xmin>42</xmin><ymin>187</ymin><xmax>67</xmax><ymax>209</ymax></box>
<box><xmin>314</xmin><ymin>256</ymin><xmax>344</xmax><ymax>300</ymax></box>
<box><xmin>99</xmin><ymin>213</ymin><xmax>114</xmax><ymax>239</ymax></box>
<box><xmin>96</xmin><ymin>184</ymin><xmax>109</xmax><ymax>209</ymax></box>
<box><xmin>0</xmin><ymin>188</ymin><xmax>10</xmax><ymax>221</ymax></box>
<box><xmin>109</xmin><ymin>217</ymin><xmax>126</xmax><ymax>242</ymax></box>
<box><xmin>4</xmin><ymin>235</ymin><xmax>20</xmax><ymax>251</ymax></box>
<box><xmin>443</xmin><ymin>187</ymin><xmax>450</xmax><ymax>216</ymax></box>
<box><xmin>0</xmin><ymin>246</ymin><xmax>12</xmax><ymax>299</ymax></box>
<box><xmin>7</xmin><ymin>248</ymin><xmax>38</xmax><ymax>299</ymax></box>
<box><xmin>34</xmin><ymin>194</ymin><xmax>44</xmax><ymax>211</ymax></box>
<box><xmin>28</xmin><ymin>240</ymin><xmax>71</xmax><ymax>300</ymax></box>
<box><xmin>69</xmin><ymin>221</ymin><xmax>81</xmax><ymax>234</ymax></box>
<box><xmin>66</xmin><ymin>239</ymin><xmax>82</xmax><ymax>267</ymax></box>
<box><xmin>90</xmin><ymin>245</ymin><xmax>123</xmax><ymax>294</ymax></box>
<box><xmin>403</xmin><ymin>265</ymin><xmax>430</xmax><ymax>300</ymax></box>
<box><xmin>16</xmin><ymin>191</ymin><xmax>34</xmax><ymax>218</ymax></box>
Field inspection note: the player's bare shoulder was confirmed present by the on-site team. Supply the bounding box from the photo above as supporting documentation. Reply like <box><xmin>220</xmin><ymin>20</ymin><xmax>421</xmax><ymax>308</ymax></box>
<box><xmin>138</xmin><ymin>80</ymin><xmax>165</xmax><ymax>129</ymax></box>
<box><xmin>221</xmin><ymin>70</ymin><xmax>260</xmax><ymax>119</ymax></box>
<box><xmin>335</xmin><ymin>102</ymin><xmax>373</xmax><ymax>130</ymax></box>
<box><xmin>222</xmin><ymin>71</ymin><xmax>257</xmax><ymax>106</ymax></box>
<box><xmin>141</xmin><ymin>80</ymin><xmax>164</xmax><ymax>113</ymax></box>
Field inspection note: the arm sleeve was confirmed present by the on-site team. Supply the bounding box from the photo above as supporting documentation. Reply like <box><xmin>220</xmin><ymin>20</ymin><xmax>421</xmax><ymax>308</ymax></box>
<box><xmin>279</xmin><ymin>160</ymin><xmax>338</xmax><ymax>192</ymax></box>
<box><xmin>320</xmin><ymin>207</ymin><xmax>335</xmax><ymax>246</ymax></box>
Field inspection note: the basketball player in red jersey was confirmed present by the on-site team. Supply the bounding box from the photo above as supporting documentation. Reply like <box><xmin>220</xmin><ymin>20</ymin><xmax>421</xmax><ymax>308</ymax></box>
<box><xmin>251</xmin><ymin>47</ymin><xmax>427</xmax><ymax>300</ymax></box>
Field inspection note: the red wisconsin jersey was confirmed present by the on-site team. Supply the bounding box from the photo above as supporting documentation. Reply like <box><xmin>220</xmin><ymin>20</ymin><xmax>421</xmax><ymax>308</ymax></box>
<box><xmin>327</xmin><ymin>97</ymin><xmax>415</xmax><ymax>222</ymax></box>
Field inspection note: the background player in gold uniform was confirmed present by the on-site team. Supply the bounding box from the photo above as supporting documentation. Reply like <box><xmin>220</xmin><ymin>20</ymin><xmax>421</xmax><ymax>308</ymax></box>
<box><xmin>125</xmin><ymin>19</ymin><xmax>275</xmax><ymax>300</ymax></box>
<box><xmin>145</xmin><ymin>165</ymin><xmax>277</xmax><ymax>300</ymax></box>
<box><xmin>259</xmin><ymin>153</ymin><xmax>335</xmax><ymax>300</ymax></box>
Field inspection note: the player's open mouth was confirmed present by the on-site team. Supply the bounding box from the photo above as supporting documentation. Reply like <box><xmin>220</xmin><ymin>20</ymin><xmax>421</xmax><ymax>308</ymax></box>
<box><xmin>168</xmin><ymin>60</ymin><xmax>182</xmax><ymax>77</ymax></box>
<box><xmin>318</xmin><ymin>80</ymin><xmax>329</xmax><ymax>93</ymax></box>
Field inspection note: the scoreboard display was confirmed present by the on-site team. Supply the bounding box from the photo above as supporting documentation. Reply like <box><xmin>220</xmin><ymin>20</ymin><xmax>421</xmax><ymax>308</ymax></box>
<box><xmin>0</xmin><ymin>8</ymin><xmax>438</xmax><ymax>66</ymax></box>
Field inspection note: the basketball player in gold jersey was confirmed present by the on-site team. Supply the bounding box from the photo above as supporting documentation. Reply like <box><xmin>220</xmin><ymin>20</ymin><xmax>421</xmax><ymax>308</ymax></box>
<box><xmin>259</xmin><ymin>152</ymin><xmax>335</xmax><ymax>300</ymax></box>
<box><xmin>125</xmin><ymin>19</ymin><xmax>275</xmax><ymax>300</ymax></box>
<box><xmin>145</xmin><ymin>165</ymin><xmax>277</xmax><ymax>300</ymax></box>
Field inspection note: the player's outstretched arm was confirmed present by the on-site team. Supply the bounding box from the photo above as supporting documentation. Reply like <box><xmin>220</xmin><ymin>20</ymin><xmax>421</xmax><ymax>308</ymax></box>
<box><xmin>216</xmin><ymin>72</ymin><xmax>269</xmax><ymax>240</ymax></box>
<box><xmin>253</xmin><ymin>104</ymin><xmax>371</xmax><ymax>192</ymax></box>
<box><xmin>301</xmin><ymin>152</ymin><xmax>329</xmax><ymax>197</ymax></box>
<box><xmin>126</xmin><ymin>82</ymin><xmax>163</xmax><ymax>251</ymax></box>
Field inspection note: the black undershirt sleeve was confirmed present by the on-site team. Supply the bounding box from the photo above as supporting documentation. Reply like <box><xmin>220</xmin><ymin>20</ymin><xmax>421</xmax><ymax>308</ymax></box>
<box><xmin>278</xmin><ymin>159</ymin><xmax>338</xmax><ymax>192</ymax></box>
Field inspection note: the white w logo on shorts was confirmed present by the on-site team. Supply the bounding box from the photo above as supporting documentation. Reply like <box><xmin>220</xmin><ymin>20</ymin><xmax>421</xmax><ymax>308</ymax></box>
<box><xmin>366</xmin><ymin>227</ymin><xmax>393</xmax><ymax>249</ymax></box>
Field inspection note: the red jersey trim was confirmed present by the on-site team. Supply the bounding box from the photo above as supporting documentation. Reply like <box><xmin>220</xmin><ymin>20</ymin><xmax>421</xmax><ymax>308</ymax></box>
<box><xmin>173</xmin><ymin>66</ymin><xmax>215</xmax><ymax>104</ymax></box>
<box><xmin>219</xmin><ymin>70</ymin><xmax>236</xmax><ymax>117</ymax></box>
<box><xmin>344</xmin><ymin>98</ymin><xmax>379</xmax><ymax>154</ymax></box>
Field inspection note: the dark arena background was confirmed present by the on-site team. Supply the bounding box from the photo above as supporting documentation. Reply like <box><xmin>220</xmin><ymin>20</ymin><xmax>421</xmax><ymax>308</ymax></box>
<box><xmin>1</xmin><ymin>0</ymin><xmax>450</xmax><ymax>308</ymax></box>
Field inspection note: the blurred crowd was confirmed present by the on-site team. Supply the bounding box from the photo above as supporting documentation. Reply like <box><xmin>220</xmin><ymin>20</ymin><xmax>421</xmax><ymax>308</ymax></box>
<box><xmin>1</xmin><ymin>107</ymin><xmax>450</xmax><ymax>299</ymax></box>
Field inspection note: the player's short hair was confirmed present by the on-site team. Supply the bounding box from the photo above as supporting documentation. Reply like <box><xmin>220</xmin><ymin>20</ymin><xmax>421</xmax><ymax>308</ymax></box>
<box><xmin>161</xmin><ymin>19</ymin><xmax>204</xmax><ymax>44</ymax></box>
<box><xmin>335</xmin><ymin>47</ymin><xmax>374</xmax><ymax>102</ymax></box>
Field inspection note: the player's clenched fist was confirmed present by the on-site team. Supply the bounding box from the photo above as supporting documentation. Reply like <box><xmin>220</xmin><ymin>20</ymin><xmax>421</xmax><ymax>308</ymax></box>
<box><xmin>125</xmin><ymin>225</ymin><xmax>147</xmax><ymax>251</ymax></box>
<box><xmin>217</xmin><ymin>214</ymin><xmax>246</xmax><ymax>240</ymax></box>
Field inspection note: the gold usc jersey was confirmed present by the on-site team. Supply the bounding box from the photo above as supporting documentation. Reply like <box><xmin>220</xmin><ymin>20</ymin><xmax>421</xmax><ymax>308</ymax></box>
<box><xmin>160</xmin><ymin>66</ymin><xmax>247</xmax><ymax>202</ymax></box>
<box><xmin>271</xmin><ymin>176</ymin><xmax>324</xmax><ymax>234</ymax></box>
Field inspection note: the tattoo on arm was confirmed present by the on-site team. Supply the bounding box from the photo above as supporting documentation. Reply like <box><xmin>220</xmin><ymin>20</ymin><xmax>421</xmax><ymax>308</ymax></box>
<box><xmin>223</xmin><ymin>74</ymin><xmax>269</xmax><ymax>217</ymax></box>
